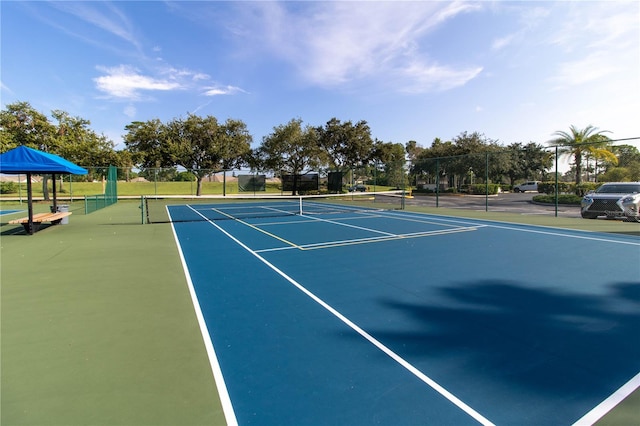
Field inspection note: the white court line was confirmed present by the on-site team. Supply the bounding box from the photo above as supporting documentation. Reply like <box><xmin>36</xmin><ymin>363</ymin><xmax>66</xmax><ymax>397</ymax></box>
<box><xmin>168</xmin><ymin>209</ymin><xmax>238</xmax><ymax>426</ymax></box>
<box><xmin>186</xmin><ymin>207</ymin><xmax>495</xmax><ymax>425</ymax></box>
<box><xmin>381</xmin><ymin>210</ymin><xmax>640</xmax><ymax>246</ymax></box>
<box><xmin>572</xmin><ymin>372</ymin><xmax>640</xmax><ymax>425</ymax></box>
<box><xmin>481</xmin><ymin>222</ymin><xmax>640</xmax><ymax>246</ymax></box>
<box><xmin>297</xmin><ymin>207</ymin><xmax>484</xmax><ymax>239</ymax></box>
<box><xmin>300</xmin><ymin>211</ymin><xmax>398</xmax><ymax>237</ymax></box>
<box><xmin>255</xmin><ymin>226</ymin><xmax>481</xmax><ymax>253</ymax></box>
<box><xmin>219</xmin><ymin>204</ymin><xmax>483</xmax><ymax>252</ymax></box>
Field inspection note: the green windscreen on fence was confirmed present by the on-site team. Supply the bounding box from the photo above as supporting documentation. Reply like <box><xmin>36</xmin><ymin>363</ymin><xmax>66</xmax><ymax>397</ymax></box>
<box><xmin>85</xmin><ymin>165</ymin><xmax>118</xmax><ymax>214</ymax></box>
<box><xmin>282</xmin><ymin>174</ymin><xmax>319</xmax><ymax>192</ymax></box>
<box><xmin>238</xmin><ymin>174</ymin><xmax>266</xmax><ymax>192</ymax></box>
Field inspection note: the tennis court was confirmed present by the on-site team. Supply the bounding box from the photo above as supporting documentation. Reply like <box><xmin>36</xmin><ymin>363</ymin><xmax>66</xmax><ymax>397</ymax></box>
<box><xmin>166</xmin><ymin>195</ymin><xmax>640</xmax><ymax>425</ymax></box>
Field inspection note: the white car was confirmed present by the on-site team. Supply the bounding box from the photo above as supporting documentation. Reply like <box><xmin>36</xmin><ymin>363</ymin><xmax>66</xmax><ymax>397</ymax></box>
<box><xmin>513</xmin><ymin>181</ymin><xmax>539</xmax><ymax>193</ymax></box>
<box><xmin>581</xmin><ymin>182</ymin><xmax>640</xmax><ymax>221</ymax></box>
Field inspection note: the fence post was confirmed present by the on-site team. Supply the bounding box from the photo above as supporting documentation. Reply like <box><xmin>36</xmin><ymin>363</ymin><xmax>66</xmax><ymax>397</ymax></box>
<box><xmin>485</xmin><ymin>152</ymin><xmax>489</xmax><ymax>212</ymax></box>
<box><xmin>435</xmin><ymin>158</ymin><xmax>440</xmax><ymax>208</ymax></box>
<box><xmin>555</xmin><ymin>146</ymin><xmax>559</xmax><ymax>217</ymax></box>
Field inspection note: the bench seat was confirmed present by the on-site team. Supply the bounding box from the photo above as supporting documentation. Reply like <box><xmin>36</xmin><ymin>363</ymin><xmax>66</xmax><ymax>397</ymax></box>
<box><xmin>9</xmin><ymin>211</ymin><xmax>72</xmax><ymax>232</ymax></box>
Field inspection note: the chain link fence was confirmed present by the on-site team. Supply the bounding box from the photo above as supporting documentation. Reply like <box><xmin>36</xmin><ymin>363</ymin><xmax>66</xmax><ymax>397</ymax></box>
<box><xmin>3</xmin><ymin>141</ymin><xmax>638</xmax><ymax>220</ymax></box>
<box><xmin>84</xmin><ymin>164</ymin><xmax>409</xmax><ymax>196</ymax></box>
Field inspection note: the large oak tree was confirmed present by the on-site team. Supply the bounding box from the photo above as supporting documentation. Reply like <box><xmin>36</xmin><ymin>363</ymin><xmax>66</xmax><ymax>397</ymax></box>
<box><xmin>125</xmin><ymin>114</ymin><xmax>252</xmax><ymax>196</ymax></box>
<box><xmin>253</xmin><ymin>118</ymin><xmax>322</xmax><ymax>194</ymax></box>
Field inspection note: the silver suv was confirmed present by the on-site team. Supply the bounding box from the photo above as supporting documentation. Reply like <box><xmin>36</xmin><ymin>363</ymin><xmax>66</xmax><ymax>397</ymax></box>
<box><xmin>581</xmin><ymin>182</ymin><xmax>640</xmax><ymax>221</ymax></box>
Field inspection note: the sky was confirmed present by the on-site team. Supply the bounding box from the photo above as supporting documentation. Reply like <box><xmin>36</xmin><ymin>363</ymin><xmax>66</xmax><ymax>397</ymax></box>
<box><xmin>2</xmin><ymin>1</ymin><xmax>639</xmax><ymax>154</ymax></box>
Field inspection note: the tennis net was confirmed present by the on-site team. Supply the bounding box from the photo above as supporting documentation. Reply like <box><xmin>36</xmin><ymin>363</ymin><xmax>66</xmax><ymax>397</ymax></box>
<box><xmin>141</xmin><ymin>191</ymin><xmax>406</xmax><ymax>224</ymax></box>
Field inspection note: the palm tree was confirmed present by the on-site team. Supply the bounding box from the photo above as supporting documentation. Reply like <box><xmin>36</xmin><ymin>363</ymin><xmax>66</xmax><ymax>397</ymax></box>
<box><xmin>549</xmin><ymin>125</ymin><xmax>614</xmax><ymax>184</ymax></box>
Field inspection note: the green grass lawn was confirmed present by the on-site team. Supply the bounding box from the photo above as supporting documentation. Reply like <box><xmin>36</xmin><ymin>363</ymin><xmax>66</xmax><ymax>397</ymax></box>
<box><xmin>1</xmin><ymin>201</ymin><xmax>637</xmax><ymax>425</ymax></box>
<box><xmin>2</xmin><ymin>181</ymin><xmax>233</xmax><ymax>197</ymax></box>
<box><xmin>1</xmin><ymin>180</ymin><xmax>295</xmax><ymax>198</ymax></box>
<box><xmin>1</xmin><ymin>180</ymin><xmax>397</xmax><ymax>199</ymax></box>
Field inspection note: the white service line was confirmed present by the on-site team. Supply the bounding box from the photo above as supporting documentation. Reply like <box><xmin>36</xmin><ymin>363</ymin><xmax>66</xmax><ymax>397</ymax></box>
<box><xmin>301</xmin><ymin>211</ymin><xmax>399</xmax><ymax>236</ymax></box>
<box><xmin>254</xmin><ymin>226</ymin><xmax>481</xmax><ymax>253</ymax></box>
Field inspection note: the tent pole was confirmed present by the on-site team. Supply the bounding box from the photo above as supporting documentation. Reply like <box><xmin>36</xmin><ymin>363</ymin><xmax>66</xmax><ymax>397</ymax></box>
<box><xmin>27</xmin><ymin>173</ymin><xmax>34</xmax><ymax>235</ymax></box>
<box><xmin>52</xmin><ymin>173</ymin><xmax>58</xmax><ymax>212</ymax></box>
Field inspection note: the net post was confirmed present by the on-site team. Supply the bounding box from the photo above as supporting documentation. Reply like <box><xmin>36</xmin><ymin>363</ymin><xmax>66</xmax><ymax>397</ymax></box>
<box><xmin>140</xmin><ymin>195</ymin><xmax>145</xmax><ymax>224</ymax></box>
<box><xmin>299</xmin><ymin>196</ymin><xmax>303</xmax><ymax>215</ymax></box>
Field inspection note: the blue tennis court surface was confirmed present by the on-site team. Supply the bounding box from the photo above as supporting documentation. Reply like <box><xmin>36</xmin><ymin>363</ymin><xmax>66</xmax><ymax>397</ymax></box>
<box><xmin>169</xmin><ymin>202</ymin><xmax>639</xmax><ymax>425</ymax></box>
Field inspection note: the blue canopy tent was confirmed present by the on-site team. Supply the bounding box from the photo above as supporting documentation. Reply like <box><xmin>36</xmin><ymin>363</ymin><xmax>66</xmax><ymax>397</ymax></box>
<box><xmin>0</xmin><ymin>146</ymin><xmax>88</xmax><ymax>234</ymax></box>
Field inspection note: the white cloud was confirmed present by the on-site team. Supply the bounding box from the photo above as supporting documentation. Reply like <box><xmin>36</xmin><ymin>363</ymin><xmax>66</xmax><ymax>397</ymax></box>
<box><xmin>1</xmin><ymin>80</ymin><xmax>14</xmax><ymax>95</ymax></box>
<box><xmin>191</xmin><ymin>101</ymin><xmax>213</xmax><ymax>115</ymax></box>
<box><xmin>545</xmin><ymin>2</ymin><xmax>638</xmax><ymax>90</ymax></box>
<box><xmin>399</xmin><ymin>61</ymin><xmax>483</xmax><ymax>93</ymax></box>
<box><xmin>94</xmin><ymin>64</ymin><xmax>245</xmax><ymax>102</ymax></box>
<box><xmin>123</xmin><ymin>104</ymin><xmax>136</xmax><ymax>118</ymax></box>
<box><xmin>49</xmin><ymin>2</ymin><xmax>143</xmax><ymax>53</ymax></box>
<box><xmin>550</xmin><ymin>53</ymin><xmax>619</xmax><ymax>88</ymax></box>
<box><xmin>37</xmin><ymin>3</ymin><xmax>244</xmax><ymax>103</ymax></box>
<box><xmin>94</xmin><ymin>65</ymin><xmax>183</xmax><ymax>99</ymax></box>
<box><xmin>547</xmin><ymin>2</ymin><xmax>638</xmax><ymax>52</ymax></box>
<box><xmin>492</xmin><ymin>34</ymin><xmax>516</xmax><ymax>51</ymax></box>
<box><xmin>237</xmin><ymin>2</ymin><xmax>482</xmax><ymax>92</ymax></box>
<box><xmin>203</xmin><ymin>85</ymin><xmax>247</xmax><ymax>96</ymax></box>
<box><xmin>192</xmin><ymin>73</ymin><xmax>210</xmax><ymax>82</ymax></box>
<box><xmin>490</xmin><ymin>5</ymin><xmax>550</xmax><ymax>52</ymax></box>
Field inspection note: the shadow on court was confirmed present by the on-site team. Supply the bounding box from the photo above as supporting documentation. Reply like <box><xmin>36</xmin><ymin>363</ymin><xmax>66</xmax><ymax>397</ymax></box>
<box><xmin>368</xmin><ymin>280</ymin><xmax>639</xmax><ymax>423</ymax></box>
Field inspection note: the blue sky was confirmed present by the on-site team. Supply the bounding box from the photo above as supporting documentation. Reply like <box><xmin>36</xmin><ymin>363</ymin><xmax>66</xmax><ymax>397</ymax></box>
<box><xmin>2</xmin><ymin>1</ymin><xmax>639</xmax><ymax>154</ymax></box>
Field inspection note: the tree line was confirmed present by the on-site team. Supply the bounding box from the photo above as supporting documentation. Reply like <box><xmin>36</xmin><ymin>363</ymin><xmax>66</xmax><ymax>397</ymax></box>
<box><xmin>2</xmin><ymin>101</ymin><xmax>639</xmax><ymax>196</ymax></box>
<box><xmin>124</xmin><ymin>116</ymin><xmax>416</xmax><ymax>195</ymax></box>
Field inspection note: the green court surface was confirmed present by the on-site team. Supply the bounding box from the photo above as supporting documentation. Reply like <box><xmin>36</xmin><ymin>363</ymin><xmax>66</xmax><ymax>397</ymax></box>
<box><xmin>1</xmin><ymin>200</ymin><xmax>638</xmax><ymax>425</ymax></box>
<box><xmin>1</xmin><ymin>201</ymin><xmax>224</xmax><ymax>425</ymax></box>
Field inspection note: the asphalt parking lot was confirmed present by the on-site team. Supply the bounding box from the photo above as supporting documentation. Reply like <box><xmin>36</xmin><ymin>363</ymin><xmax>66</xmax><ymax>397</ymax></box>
<box><xmin>405</xmin><ymin>192</ymin><xmax>582</xmax><ymax>218</ymax></box>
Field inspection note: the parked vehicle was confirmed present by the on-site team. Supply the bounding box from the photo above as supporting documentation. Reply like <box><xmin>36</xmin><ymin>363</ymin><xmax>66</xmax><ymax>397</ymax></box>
<box><xmin>513</xmin><ymin>181</ymin><xmax>539</xmax><ymax>193</ymax></box>
<box><xmin>580</xmin><ymin>182</ymin><xmax>640</xmax><ymax>221</ymax></box>
<box><xmin>348</xmin><ymin>184</ymin><xmax>366</xmax><ymax>192</ymax></box>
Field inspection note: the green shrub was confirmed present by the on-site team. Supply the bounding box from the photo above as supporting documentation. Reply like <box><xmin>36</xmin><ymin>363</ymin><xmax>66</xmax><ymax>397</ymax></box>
<box><xmin>575</xmin><ymin>182</ymin><xmax>598</xmax><ymax>196</ymax></box>
<box><xmin>538</xmin><ymin>181</ymin><xmax>601</xmax><ymax>196</ymax></box>
<box><xmin>174</xmin><ymin>171</ymin><xmax>196</xmax><ymax>182</ymax></box>
<box><xmin>533</xmin><ymin>194</ymin><xmax>582</xmax><ymax>205</ymax></box>
<box><xmin>538</xmin><ymin>181</ymin><xmax>573</xmax><ymax>195</ymax></box>
<box><xmin>468</xmin><ymin>184</ymin><xmax>500</xmax><ymax>195</ymax></box>
<box><xmin>0</xmin><ymin>181</ymin><xmax>18</xmax><ymax>194</ymax></box>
